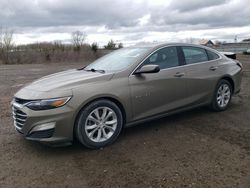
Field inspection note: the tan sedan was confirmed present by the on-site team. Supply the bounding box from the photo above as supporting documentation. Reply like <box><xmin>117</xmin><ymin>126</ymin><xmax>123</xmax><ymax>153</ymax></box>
<box><xmin>12</xmin><ymin>43</ymin><xmax>242</xmax><ymax>148</ymax></box>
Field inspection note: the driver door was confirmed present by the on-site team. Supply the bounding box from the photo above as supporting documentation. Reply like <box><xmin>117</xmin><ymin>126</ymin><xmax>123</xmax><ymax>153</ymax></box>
<box><xmin>129</xmin><ymin>46</ymin><xmax>188</xmax><ymax>121</ymax></box>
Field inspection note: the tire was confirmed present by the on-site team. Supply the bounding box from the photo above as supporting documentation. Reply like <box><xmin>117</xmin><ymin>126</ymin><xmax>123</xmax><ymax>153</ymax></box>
<box><xmin>210</xmin><ymin>79</ymin><xmax>233</xmax><ymax>111</ymax></box>
<box><xmin>75</xmin><ymin>99</ymin><xmax>123</xmax><ymax>149</ymax></box>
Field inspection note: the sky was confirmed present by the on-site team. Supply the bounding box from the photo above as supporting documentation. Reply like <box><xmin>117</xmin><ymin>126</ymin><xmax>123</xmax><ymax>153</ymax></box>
<box><xmin>0</xmin><ymin>0</ymin><xmax>250</xmax><ymax>46</ymax></box>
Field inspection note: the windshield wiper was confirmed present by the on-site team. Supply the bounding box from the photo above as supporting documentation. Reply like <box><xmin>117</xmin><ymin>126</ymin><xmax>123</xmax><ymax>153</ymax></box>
<box><xmin>85</xmin><ymin>68</ymin><xmax>105</xmax><ymax>73</ymax></box>
<box><xmin>77</xmin><ymin>66</ymin><xmax>86</xmax><ymax>70</ymax></box>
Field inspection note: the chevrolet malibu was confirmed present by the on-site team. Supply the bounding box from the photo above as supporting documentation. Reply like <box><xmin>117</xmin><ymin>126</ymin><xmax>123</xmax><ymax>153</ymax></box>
<box><xmin>11</xmin><ymin>43</ymin><xmax>242</xmax><ymax>148</ymax></box>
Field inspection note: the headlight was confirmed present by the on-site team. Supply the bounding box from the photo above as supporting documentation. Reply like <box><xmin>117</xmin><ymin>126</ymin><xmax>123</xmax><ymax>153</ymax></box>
<box><xmin>25</xmin><ymin>97</ymin><xmax>71</xmax><ymax>111</ymax></box>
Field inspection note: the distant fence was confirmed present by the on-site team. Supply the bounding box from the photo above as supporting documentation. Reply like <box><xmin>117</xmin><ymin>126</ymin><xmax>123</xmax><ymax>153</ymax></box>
<box><xmin>213</xmin><ymin>42</ymin><xmax>250</xmax><ymax>53</ymax></box>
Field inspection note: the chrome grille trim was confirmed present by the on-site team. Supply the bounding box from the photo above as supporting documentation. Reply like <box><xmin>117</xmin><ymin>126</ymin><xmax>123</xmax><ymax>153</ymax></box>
<box><xmin>13</xmin><ymin>117</ymin><xmax>26</xmax><ymax>122</ymax></box>
<box><xmin>12</xmin><ymin>104</ymin><xmax>27</xmax><ymax>130</ymax></box>
<box><xmin>12</xmin><ymin>111</ymin><xmax>27</xmax><ymax>117</ymax></box>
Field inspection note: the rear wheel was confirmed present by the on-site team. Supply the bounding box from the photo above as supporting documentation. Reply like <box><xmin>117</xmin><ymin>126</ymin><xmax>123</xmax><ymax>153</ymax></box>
<box><xmin>210</xmin><ymin>79</ymin><xmax>232</xmax><ymax>111</ymax></box>
<box><xmin>75</xmin><ymin>99</ymin><xmax>123</xmax><ymax>149</ymax></box>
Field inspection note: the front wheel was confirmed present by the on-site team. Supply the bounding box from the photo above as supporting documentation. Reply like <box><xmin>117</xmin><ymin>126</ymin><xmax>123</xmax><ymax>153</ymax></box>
<box><xmin>210</xmin><ymin>79</ymin><xmax>232</xmax><ymax>111</ymax></box>
<box><xmin>75</xmin><ymin>99</ymin><xmax>123</xmax><ymax>149</ymax></box>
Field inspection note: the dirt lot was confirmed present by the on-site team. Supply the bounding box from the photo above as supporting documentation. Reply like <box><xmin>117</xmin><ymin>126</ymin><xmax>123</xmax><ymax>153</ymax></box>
<box><xmin>0</xmin><ymin>56</ymin><xmax>250</xmax><ymax>188</ymax></box>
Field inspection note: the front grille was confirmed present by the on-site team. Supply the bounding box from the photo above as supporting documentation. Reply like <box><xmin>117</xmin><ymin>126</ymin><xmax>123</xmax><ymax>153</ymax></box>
<box><xmin>12</xmin><ymin>106</ymin><xmax>27</xmax><ymax>130</ymax></box>
<box><xmin>28</xmin><ymin>129</ymin><xmax>54</xmax><ymax>139</ymax></box>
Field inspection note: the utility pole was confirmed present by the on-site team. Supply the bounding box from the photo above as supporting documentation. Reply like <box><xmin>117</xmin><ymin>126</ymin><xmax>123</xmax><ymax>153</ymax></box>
<box><xmin>234</xmin><ymin>35</ymin><xmax>237</xmax><ymax>43</ymax></box>
<box><xmin>234</xmin><ymin>35</ymin><xmax>237</xmax><ymax>53</ymax></box>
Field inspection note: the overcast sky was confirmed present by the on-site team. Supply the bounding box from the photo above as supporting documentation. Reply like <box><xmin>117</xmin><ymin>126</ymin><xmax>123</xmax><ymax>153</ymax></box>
<box><xmin>1</xmin><ymin>0</ymin><xmax>250</xmax><ymax>46</ymax></box>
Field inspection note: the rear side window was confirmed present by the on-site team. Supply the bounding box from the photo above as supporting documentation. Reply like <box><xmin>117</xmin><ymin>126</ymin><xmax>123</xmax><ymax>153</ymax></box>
<box><xmin>143</xmin><ymin>47</ymin><xmax>179</xmax><ymax>69</ymax></box>
<box><xmin>182</xmin><ymin>46</ymin><xmax>208</xmax><ymax>64</ymax></box>
<box><xmin>206</xmin><ymin>50</ymin><xmax>219</xmax><ymax>60</ymax></box>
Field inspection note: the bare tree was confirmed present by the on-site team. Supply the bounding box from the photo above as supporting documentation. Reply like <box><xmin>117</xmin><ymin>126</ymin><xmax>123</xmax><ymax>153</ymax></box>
<box><xmin>0</xmin><ymin>27</ymin><xmax>3</xmax><ymax>50</ymax></box>
<box><xmin>3</xmin><ymin>29</ymin><xmax>14</xmax><ymax>50</ymax></box>
<box><xmin>0</xmin><ymin>27</ymin><xmax>3</xmax><ymax>62</ymax></box>
<box><xmin>0</xmin><ymin>28</ymin><xmax>14</xmax><ymax>64</ymax></box>
<box><xmin>71</xmin><ymin>31</ymin><xmax>86</xmax><ymax>51</ymax></box>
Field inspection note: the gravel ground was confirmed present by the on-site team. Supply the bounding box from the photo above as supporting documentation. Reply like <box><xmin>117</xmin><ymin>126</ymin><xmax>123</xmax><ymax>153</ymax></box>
<box><xmin>0</xmin><ymin>57</ymin><xmax>250</xmax><ymax>188</ymax></box>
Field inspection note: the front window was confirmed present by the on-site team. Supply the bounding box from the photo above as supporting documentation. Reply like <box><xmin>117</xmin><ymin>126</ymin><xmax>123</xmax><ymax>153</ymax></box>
<box><xmin>85</xmin><ymin>47</ymin><xmax>149</xmax><ymax>72</ymax></box>
<box><xmin>142</xmin><ymin>46</ymin><xmax>179</xmax><ymax>69</ymax></box>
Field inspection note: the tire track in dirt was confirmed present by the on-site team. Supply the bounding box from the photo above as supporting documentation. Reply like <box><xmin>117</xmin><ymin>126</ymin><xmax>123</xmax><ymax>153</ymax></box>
<box><xmin>72</xmin><ymin>146</ymin><xmax>156</xmax><ymax>188</ymax></box>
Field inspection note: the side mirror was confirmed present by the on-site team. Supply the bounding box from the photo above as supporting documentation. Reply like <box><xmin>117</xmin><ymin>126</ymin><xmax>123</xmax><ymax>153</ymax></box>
<box><xmin>134</xmin><ymin>64</ymin><xmax>160</xmax><ymax>74</ymax></box>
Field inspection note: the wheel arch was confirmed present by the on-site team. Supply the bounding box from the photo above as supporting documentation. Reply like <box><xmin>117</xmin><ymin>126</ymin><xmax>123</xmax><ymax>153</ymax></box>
<box><xmin>220</xmin><ymin>75</ymin><xmax>235</xmax><ymax>93</ymax></box>
<box><xmin>73</xmin><ymin>95</ymin><xmax>127</xmax><ymax>140</ymax></box>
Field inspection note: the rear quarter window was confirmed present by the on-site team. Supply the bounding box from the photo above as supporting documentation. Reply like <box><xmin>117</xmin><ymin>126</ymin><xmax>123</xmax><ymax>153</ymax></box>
<box><xmin>206</xmin><ymin>50</ymin><xmax>220</xmax><ymax>60</ymax></box>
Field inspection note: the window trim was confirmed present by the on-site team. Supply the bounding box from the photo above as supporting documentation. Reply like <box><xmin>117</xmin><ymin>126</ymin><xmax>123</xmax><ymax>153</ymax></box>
<box><xmin>130</xmin><ymin>45</ymin><xmax>222</xmax><ymax>76</ymax></box>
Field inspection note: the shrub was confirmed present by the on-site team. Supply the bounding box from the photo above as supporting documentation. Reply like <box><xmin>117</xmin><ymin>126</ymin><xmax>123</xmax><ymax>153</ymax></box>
<box><xmin>118</xmin><ymin>43</ymin><xmax>123</xmax><ymax>48</ymax></box>
<box><xmin>104</xmin><ymin>40</ymin><xmax>116</xmax><ymax>49</ymax></box>
<box><xmin>91</xmin><ymin>42</ymin><xmax>98</xmax><ymax>53</ymax></box>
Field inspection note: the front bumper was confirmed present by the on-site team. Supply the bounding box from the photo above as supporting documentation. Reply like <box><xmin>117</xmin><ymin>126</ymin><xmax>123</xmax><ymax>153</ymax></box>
<box><xmin>11</xmin><ymin>101</ymin><xmax>75</xmax><ymax>145</ymax></box>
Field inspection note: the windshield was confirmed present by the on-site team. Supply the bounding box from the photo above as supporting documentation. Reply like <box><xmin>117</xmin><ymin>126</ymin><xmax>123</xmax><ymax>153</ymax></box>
<box><xmin>84</xmin><ymin>47</ymin><xmax>149</xmax><ymax>72</ymax></box>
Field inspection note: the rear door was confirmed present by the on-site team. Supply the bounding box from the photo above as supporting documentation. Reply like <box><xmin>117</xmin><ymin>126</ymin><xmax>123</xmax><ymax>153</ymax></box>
<box><xmin>181</xmin><ymin>46</ymin><xmax>220</xmax><ymax>105</ymax></box>
<box><xmin>129</xmin><ymin>46</ymin><xmax>189</xmax><ymax>121</ymax></box>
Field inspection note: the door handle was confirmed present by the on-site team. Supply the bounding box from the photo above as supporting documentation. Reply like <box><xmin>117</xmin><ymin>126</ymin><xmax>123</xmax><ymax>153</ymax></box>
<box><xmin>209</xmin><ymin>66</ymin><xmax>218</xmax><ymax>71</ymax></box>
<box><xmin>174</xmin><ymin>72</ymin><xmax>185</xmax><ymax>77</ymax></box>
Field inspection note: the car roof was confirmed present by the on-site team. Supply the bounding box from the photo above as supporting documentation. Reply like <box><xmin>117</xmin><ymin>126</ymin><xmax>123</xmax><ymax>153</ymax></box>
<box><xmin>132</xmin><ymin>42</ymin><xmax>208</xmax><ymax>50</ymax></box>
<box><xmin>130</xmin><ymin>42</ymin><xmax>222</xmax><ymax>59</ymax></box>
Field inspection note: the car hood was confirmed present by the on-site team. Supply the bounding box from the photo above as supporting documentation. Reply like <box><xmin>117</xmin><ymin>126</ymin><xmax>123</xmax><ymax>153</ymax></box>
<box><xmin>23</xmin><ymin>69</ymin><xmax>114</xmax><ymax>92</ymax></box>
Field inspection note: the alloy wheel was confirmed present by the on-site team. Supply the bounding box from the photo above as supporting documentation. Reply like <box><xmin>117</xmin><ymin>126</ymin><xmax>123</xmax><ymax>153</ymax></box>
<box><xmin>217</xmin><ymin>83</ymin><xmax>231</xmax><ymax>108</ymax></box>
<box><xmin>84</xmin><ymin>107</ymin><xmax>118</xmax><ymax>142</ymax></box>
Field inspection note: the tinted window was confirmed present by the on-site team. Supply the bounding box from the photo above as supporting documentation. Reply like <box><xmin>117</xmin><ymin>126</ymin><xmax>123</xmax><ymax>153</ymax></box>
<box><xmin>143</xmin><ymin>47</ymin><xmax>179</xmax><ymax>69</ymax></box>
<box><xmin>206</xmin><ymin>50</ymin><xmax>219</xmax><ymax>60</ymax></box>
<box><xmin>182</xmin><ymin>46</ymin><xmax>208</xmax><ymax>64</ymax></box>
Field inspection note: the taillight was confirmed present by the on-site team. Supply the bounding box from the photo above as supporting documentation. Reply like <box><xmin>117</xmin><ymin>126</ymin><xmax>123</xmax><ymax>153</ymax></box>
<box><xmin>235</xmin><ymin>60</ymin><xmax>243</xmax><ymax>69</ymax></box>
<box><xmin>237</xmin><ymin>62</ymin><xmax>243</xmax><ymax>69</ymax></box>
